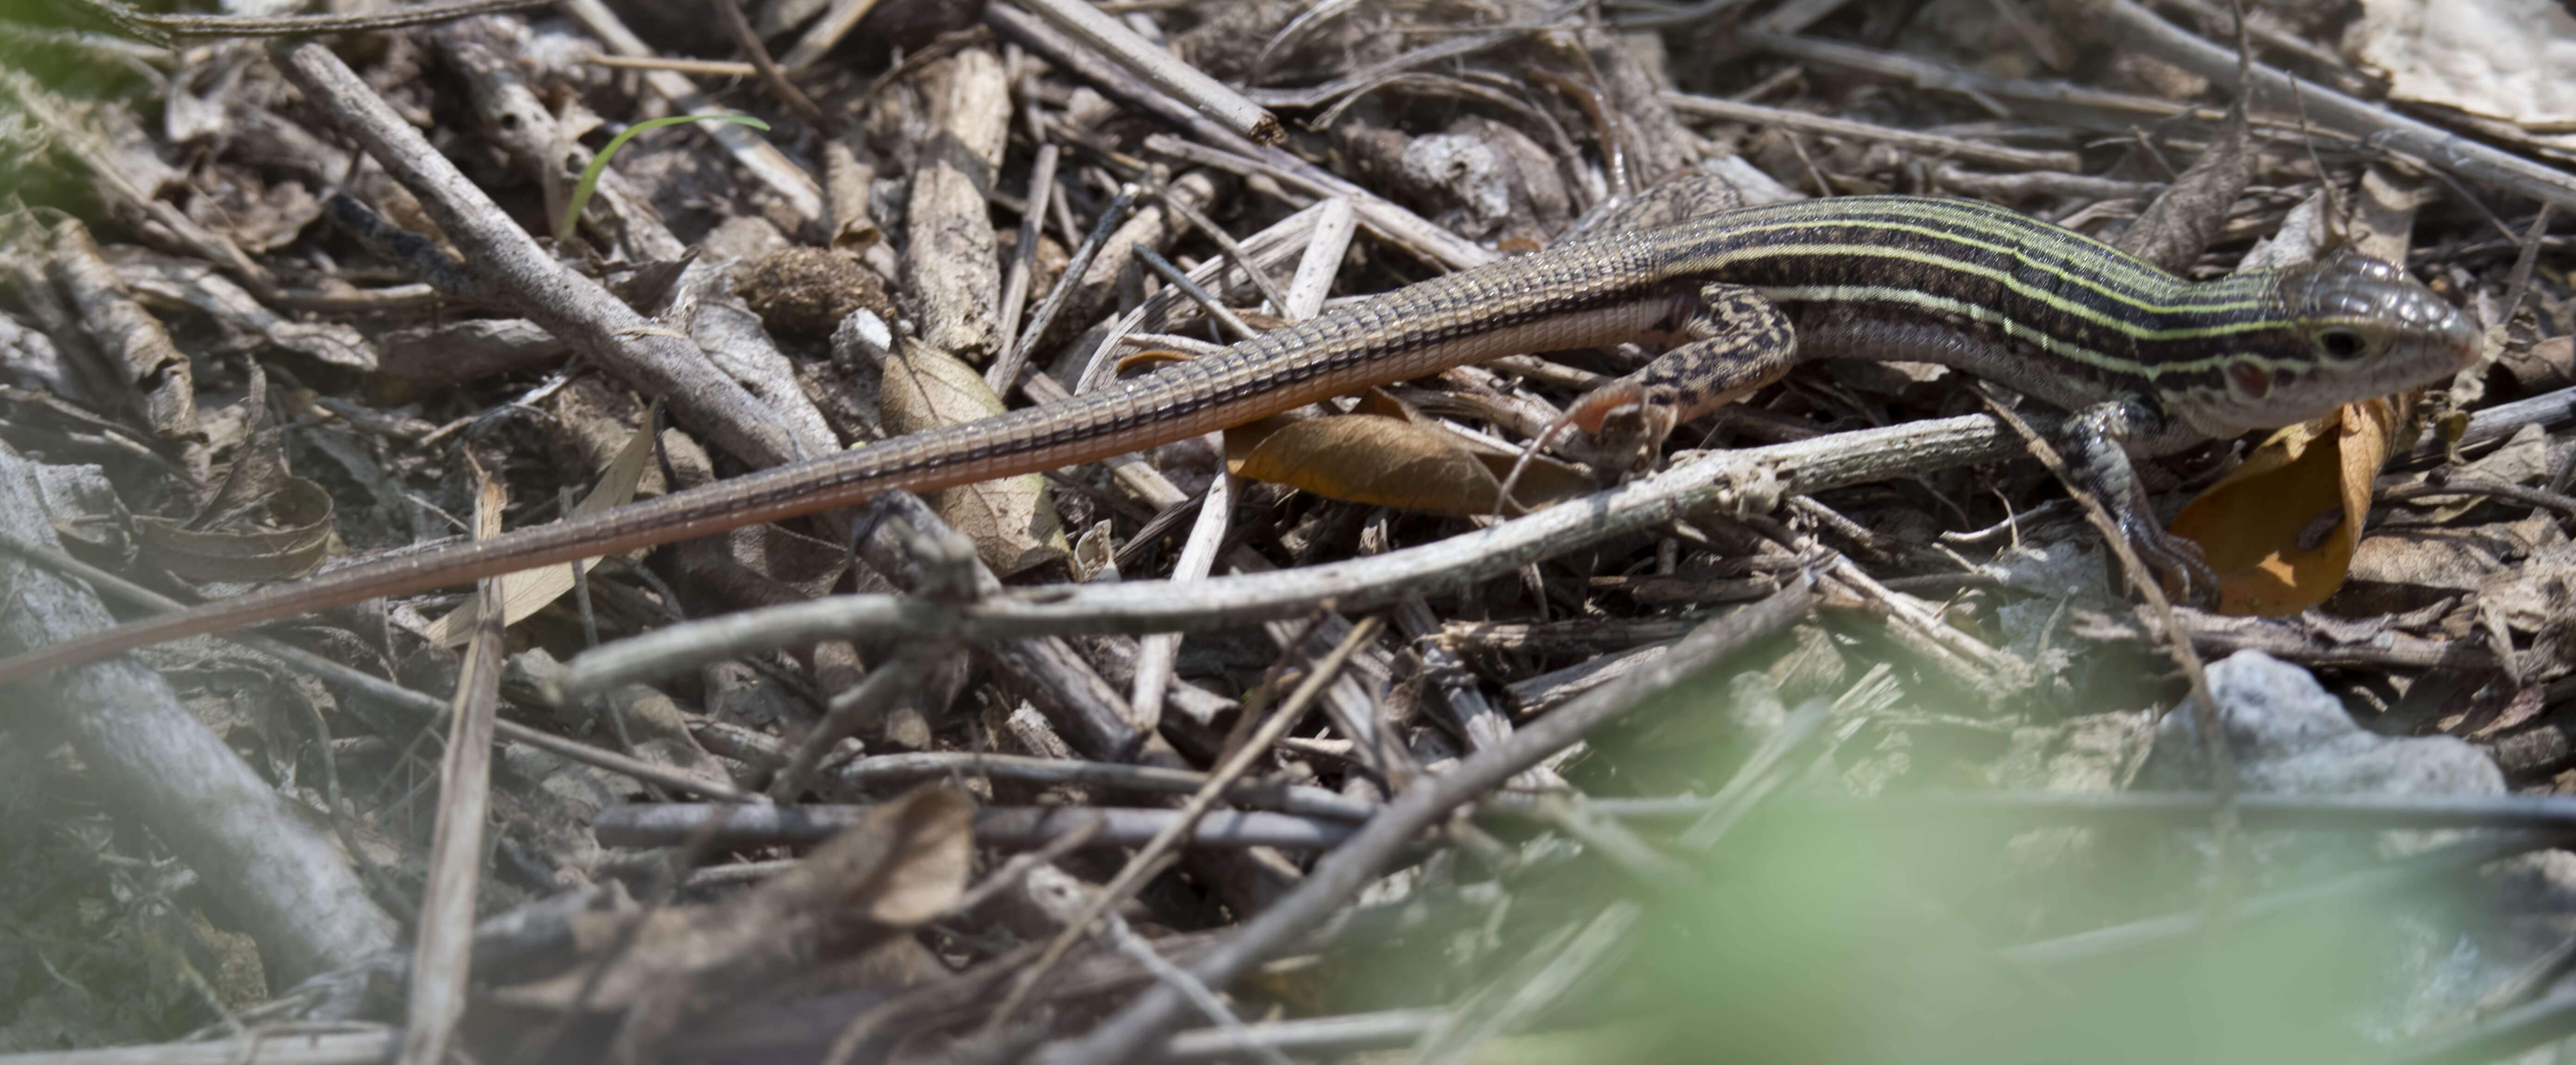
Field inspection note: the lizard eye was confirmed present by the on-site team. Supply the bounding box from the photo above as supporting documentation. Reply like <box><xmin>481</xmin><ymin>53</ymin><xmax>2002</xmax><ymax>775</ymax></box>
<box><xmin>2317</xmin><ymin>328</ymin><xmax>2369</xmax><ymax>361</ymax></box>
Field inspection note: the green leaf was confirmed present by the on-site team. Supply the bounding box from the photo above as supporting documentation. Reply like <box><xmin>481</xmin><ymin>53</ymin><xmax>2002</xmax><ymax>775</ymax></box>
<box><xmin>555</xmin><ymin>113</ymin><xmax>772</xmax><ymax>246</ymax></box>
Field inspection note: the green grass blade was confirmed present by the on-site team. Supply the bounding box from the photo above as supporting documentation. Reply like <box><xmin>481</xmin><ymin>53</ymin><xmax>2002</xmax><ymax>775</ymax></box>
<box><xmin>555</xmin><ymin>113</ymin><xmax>772</xmax><ymax>246</ymax></box>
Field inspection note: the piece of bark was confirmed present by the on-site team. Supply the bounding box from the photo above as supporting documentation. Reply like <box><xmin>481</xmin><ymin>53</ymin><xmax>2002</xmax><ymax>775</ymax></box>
<box><xmin>47</xmin><ymin>215</ymin><xmax>198</xmax><ymax>442</ymax></box>
<box><xmin>900</xmin><ymin>48</ymin><xmax>1013</xmax><ymax>363</ymax></box>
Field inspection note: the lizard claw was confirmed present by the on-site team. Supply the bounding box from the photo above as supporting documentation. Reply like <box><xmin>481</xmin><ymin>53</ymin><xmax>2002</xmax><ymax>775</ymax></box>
<box><xmin>2130</xmin><ymin>522</ymin><xmax>2219</xmax><ymax>609</ymax></box>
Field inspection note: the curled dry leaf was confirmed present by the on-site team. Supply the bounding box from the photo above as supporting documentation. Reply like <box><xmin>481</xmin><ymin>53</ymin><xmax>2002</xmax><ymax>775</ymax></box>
<box><xmin>1227</xmin><ymin>393</ymin><xmax>1591</xmax><ymax>518</ymax></box>
<box><xmin>2169</xmin><ymin>397</ymin><xmax>2406</xmax><ymax>616</ymax></box>
<box><xmin>137</xmin><ymin>361</ymin><xmax>335</xmax><ymax>583</ymax></box>
<box><xmin>879</xmin><ymin>336</ymin><xmax>1068</xmax><ymax>575</ymax></box>
<box><xmin>111</xmin><ymin>246</ymin><xmax>377</xmax><ymax>373</ymax></box>
<box><xmin>134</xmin><ymin>476</ymin><xmax>334</xmax><ymax>583</ymax></box>
<box><xmin>423</xmin><ymin>398</ymin><xmax>662</xmax><ymax>645</ymax></box>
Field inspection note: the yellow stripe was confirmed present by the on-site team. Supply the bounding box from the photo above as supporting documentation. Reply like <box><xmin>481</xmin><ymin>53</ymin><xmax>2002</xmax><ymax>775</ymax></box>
<box><xmin>1759</xmin><ymin>284</ymin><xmax>2302</xmax><ymax>380</ymax></box>
<box><xmin>1705</xmin><ymin>197</ymin><xmax>2285</xmax><ymax>313</ymax></box>
<box><xmin>1760</xmin><ymin>197</ymin><xmax>2190</xmax><ymax>297</ymax></box>
<box><xmin>1722</xmin><ymin>238</ymin><xmax>2281</xmax><ymax>339</ymax></box>
<box><xmin>1688</xmin><ymin>217</ymin><xmax>2276</xmax><ymax>318</ymax></box>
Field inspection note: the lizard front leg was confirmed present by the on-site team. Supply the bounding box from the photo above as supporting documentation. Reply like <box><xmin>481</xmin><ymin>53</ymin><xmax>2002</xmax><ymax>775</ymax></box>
<box><xmin>2065</xmin><ymin>400</ymin><xmax>2220</xmax><ymax>605</ymax></box>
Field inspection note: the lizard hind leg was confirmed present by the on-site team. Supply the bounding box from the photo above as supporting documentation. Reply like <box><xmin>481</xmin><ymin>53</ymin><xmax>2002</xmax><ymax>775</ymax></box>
<box><xmin>1561</xmin><ymin>282</ymin><xmax>1799</xmax><ymax>481</ymax></box>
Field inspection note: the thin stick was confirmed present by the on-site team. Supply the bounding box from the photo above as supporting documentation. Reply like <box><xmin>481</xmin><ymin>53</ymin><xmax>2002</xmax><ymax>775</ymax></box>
<box><xmin>0</xmin><ymin>539</ymin><xmax>759</xmax><ymax>801</ymax></box>
<box><xmin>985</xmin><ymin>616</ymin><xmax>1387</xmax><ymax>1036</ymax></box>
<box><xmin>1006</xmin><ymin>0</ymin><xmax>1282</xmax><ymax>145</ymax></box>
<box><xmin>997</xmin><ymin>142</ymin><xmax>1061</xmax><ymax>356</ymax></box>
<box><xmin>396</xmin><ymin>469</ymin><xmax>507</xmax><ymax>1065</ymax></box>
<box><xmin>1971</xmin><ymin>393</ymin><xmax>2239</xmax><ymax>896</ymax></box>
<box><xmin>1037</xmin><ymin>581</ymin><xmax>1815</xmax><ymax>1065</ymax></box>
<box><xmin>777</xmin><ymin>0</ymin><xmax>886</xmax><ymax>71</ymax></box>
<box><xmin>989</xmin><ymin>183</ymin><xmax>1137</xmax><ymax>393</ymax></box>
<box><xmin>62</xmin><ymin>0</ymin><xmax>548</xmax><ymax>41</ymax></box>
<box><xmin>708</xmin><ymin>0</ymin><xmax>825</xmax><ymax>126</ymax></box>
<box><xmin>585</xmin><ymin>52</ymin><xmax>759</xmax><ymax>76</ymax></box>
<box><xmin>1663</xmin><ymin>91</ymin><xmax>2082</xmax><ymax>171</ymax></box>
<box><xmin>1128</xmin><ymin>433</ymin><xmax>1234</xmax><ymax>734</ymax></box>
<box><xmin>1133</xmin><ymin>246</ymin><xmax>1260</xmax><ymax>341</ymax></box>
<box><xmin>1151</xmin><ymin>184</ymin><xmax>1295</xmax><ymax>316</ymax></box>
<box><xmin>563</xmin><ymin>410</ymin><xmax>2042</xmax><ymax>695</ymax></box>
<box><xmin>2083</xmin><ymin>0</ymin><xmax>2576</xmax><ymax>207</ymax></box>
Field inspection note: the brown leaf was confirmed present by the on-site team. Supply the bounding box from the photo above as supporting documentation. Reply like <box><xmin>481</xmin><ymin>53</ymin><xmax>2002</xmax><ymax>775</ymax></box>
<box><xmin>1229</xmin><ymin>410</ymin><xmax>1590</xmax><ymax>517</ymax></box>
<box><xmin>2338</xmin><ymin>514</ymin><xmax>2556</xmax><ymax>618</ymax></box>
<box><xmin>133</xmin><ymin>359</ymin><xmax>336</xmax><ymax>582</ymax></box>
<box><xmin>879</xmin><ymin>337</ymin><xmax>1067</xmax><ymax>574</ymax></box>
<box><xmin>2170</xmin><ymin>399</ymin><xmax>2401</xmax><ymax>616</ymax></box>
<box><xmin>1114</xmin><ymin>347</ymin><xmax>1198</xmax><ymax>374</ymax></box>
<box><xmin>2116</xmin><ymin>99</ymin><xmax>2250</xmax><ymax>274</ymax></box>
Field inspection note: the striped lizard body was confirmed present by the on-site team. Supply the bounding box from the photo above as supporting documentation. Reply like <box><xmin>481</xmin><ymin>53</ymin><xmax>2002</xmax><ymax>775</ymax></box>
<box><xmin>0</xmin><ymin>194</ymin><xmax>2478</xmax><ymax>685</ymax></box>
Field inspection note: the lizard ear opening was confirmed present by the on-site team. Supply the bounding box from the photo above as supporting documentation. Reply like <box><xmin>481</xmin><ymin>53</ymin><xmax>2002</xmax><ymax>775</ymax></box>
<box><xmin>2227</xmin><ymin>360</ymin><xmax>2273</xmax><ymax>400</ymax></box>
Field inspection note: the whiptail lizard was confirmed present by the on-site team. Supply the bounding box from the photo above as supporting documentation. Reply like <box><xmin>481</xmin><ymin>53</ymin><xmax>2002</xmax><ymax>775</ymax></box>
<box><xmin>0</xmin><ymin>193</ymin><xmax>2478</xmax><ymax>686</ymax></box>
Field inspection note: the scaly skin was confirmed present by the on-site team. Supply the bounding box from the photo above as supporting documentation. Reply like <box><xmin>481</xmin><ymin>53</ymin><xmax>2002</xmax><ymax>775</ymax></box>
<box><xmin>0</xmin><ymin>195</ymin><xmax>2477</xmax><ymax>686</ymax></box>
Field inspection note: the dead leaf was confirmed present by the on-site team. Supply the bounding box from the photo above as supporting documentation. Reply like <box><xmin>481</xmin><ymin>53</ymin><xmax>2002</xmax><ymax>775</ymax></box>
<box><xmin>423</xmin><ymin>398</ymin><xmax>661</xmax><ymax>645</ymax></box>
<box><xmin>1115</xmin><ymin>347</ymin><xmax>1198</xmax><ymax>374</ymax></box>
<box><xmin>2354</xmin><ymin>0</ymin><xmax>2576</xmax><ymax>137</ymax></box>
<box><xmin>135</xmin><ymin>477</ymin><xmax>334</xmax><ymax>583</ymax></box>
<box><xmin>2498</xmin><ymin>335</ymin><xmax>2576</xmax><ymax>392</ymax></box>
<box><xmin>2336</xmin><ymin>514</ymin><xmax>2562</xmax><ymax>619</ymax></box>
<box><xmin>489</xmin><ymin>787</ymin><xmax>973</xmax><ymax>1064</ymax></box>
<box><xmin>2170</xmin><ymin>398</ymin><xmax>2403</xmax><ymax>616</ymax></box>
<box><xmin>1228</xmin><ymin>407</ymin><xmax>1591</xmax><ymax>517</ymax></box>
<box><xmin>2389</xmin><ymin>421</ymin><xmax>2550</xmax><ymax>524</ymax></box>
<box><xmin>879</xmin><ymin>336</ymin><xmax>1067</xmax><ymax>575</ymax></box>
<box><xmin>2477</xmin><ymin>540</ymin><xmax>2576</xmax><ymax>635</ymax></box>
<box><xmin>183</xmin><ymin>168</ymin><xmax>322</xmax><ymax>254</ymax></box>
<box><xmin>136</xmin><ymin>363</ymin><xmax>334</xmax><ymax>583</ymax></box>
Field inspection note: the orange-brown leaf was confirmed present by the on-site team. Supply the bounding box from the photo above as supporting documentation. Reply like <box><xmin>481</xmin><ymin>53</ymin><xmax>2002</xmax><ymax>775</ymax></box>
<box><xmin>2170</xmin><ymin>398</ymin><xmax>2401</xmax><ymax>616</ymax></box>
<box><xmin>1229</xmin><ymin>413</ymin><xmax>1588</xmax><ymax>516</ymax></box>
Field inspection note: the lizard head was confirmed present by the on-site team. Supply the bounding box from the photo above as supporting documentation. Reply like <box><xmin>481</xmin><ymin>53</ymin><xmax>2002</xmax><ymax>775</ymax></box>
<box><xmin>2166</xmin><ymin>248</ymin><xmax>2479</xmax><ymax>438</ymax></box>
